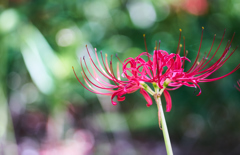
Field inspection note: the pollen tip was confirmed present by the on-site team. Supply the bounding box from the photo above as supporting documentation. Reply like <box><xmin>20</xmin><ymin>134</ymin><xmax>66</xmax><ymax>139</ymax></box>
<box><xmin>159</xmin><ymin>40</ymin><xmax>161</xmax><ymax>43</ymax></box>
<box><xmin>143</xmin><ymin>34</ymin><xmax>145</xmax><ymax>37</ymax></box>
<box><xmin>115</xmin><ymin>53</ymin><xmax>118</xmax><ymax>57</ymax></box>
<box><xmin>83</xmin><ymin>56</ymin><xmax>85</xmax><ymax>59</ymax></box>
<box><xmin>202</xmin><ymin>26</ymin><xmax>204</xmax><ymax>30</ymax></box>
<box><xmin>179</xmin><ymin>28</ymin><xmax>182</xmax><ymax>32</ymax></box>
<box><xmin>214</xmin><ymin>34</ymin><xmax>216</xmax><ymax>36</ymax></box>
<box><xmin>72</xmin><ymin>66</ymin><xmax>74</xmax><ymax>69</ymax></box>
<box><xmin>100</xmin><ymin>51</ymin><xmax>102</xmax><ymax>54</ymax></box>
<box><xmin>105</xmin><ymin>53</ymin><xmax>108</xmax><ymax>57</ymax></box>
<box><xmin>154</xmin><ymin>47</ymin><xmax>157</xmax><ymax>50</ymax></box>
<box><xmin>180</xmin><ymin>44</ymin><xmax>182</xmax><ymax>47</ymax></box>
<box><xmin>85</xmin><ymin>44</ymin><xmax>87</xmax><ymax>47</ymax></box>
<box><xmin>183</xmin><ymin>36</ymin><xmax>185</xmax><ymax>39</ymax></box>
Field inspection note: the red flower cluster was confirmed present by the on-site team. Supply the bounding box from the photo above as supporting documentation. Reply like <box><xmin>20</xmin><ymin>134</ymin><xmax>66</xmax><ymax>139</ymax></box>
<box><xmin>73</xmin><ymin>28</ymin><xmax>240</xmax><ymax>112</ymax></box>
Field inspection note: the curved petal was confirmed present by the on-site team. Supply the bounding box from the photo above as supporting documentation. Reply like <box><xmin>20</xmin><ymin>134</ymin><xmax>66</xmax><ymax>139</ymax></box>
<box><xmin>111</xmin><ymin>92</ymin><xmax>118</xmax><ymax>105</ymax></box>
<box><xmin>140</xmin><ymin>88</ymin><xmax>152</xmax><ymax>107</ymax></box>
<box><xmin>163</xmin><ymin>90</ymin><xmax>172</xmax><ymax>112</ymax></box>
<box><xmin>117</xmin><ymin>94</ymin><xmax>126</xmax><ymax>101</ymax></box>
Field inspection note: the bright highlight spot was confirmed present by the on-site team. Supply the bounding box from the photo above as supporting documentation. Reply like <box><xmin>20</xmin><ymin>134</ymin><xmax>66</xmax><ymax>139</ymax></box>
<box><xmin>128</xmin><ymin>2</ymin><xmax>156</xmax><ymax>29</ymax></box>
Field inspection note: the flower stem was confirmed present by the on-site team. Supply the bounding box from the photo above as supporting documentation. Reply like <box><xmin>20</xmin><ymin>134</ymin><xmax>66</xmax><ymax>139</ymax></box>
<box><xmin>156</xmin><ymin>97</ymin><xmax>173</xmax><ymax>155</ymax></box>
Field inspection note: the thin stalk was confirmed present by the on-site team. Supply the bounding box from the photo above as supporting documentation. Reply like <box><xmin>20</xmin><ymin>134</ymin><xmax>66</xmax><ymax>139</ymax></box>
<box><xmin>156</xmin><ymin>97</ymin><xmax>173</xmax><ymax>155</ymax></box>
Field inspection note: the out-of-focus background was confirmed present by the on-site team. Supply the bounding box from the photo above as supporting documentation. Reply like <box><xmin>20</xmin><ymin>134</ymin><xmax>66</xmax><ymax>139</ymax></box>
<box><xmin>0</xmin><ymin>0</ymin><xmax>240</xmax><ymax>154</ymax></box>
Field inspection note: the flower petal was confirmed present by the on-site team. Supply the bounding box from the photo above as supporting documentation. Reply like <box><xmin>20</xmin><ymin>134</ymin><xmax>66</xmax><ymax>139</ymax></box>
<box><xmin>111</xmin><ymin>92</ymin><xmax>118</xmax><ymax>105</ymax></box>
<box><xmin>117</xmin><ymin>94</ymin><xmax>126</xmax><ymax>101</ymax></box>
<box><xmin>140</xmin><ymin>88</ymin><xmax>152</xmax><ymax>107</ymax></box>
<box><xmin>163</xmin><ymin>90</ymin><xmax>172</xmax><ymax>112</ymax></box>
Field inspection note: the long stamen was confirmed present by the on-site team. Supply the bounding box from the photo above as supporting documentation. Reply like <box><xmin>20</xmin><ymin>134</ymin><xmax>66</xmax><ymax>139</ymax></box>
<box><xmin>183</xmin><ymin>36</ymin><xmax>186</xmax><ymax>57</ymax></box>
<box><xmin>183</xmin><ymin>50</ymin><xmax>188</xmax><ymax>69</ymax></box>
<box><xmin>115</xmin><ymin>54</ymin><xmax>123</xmax><ymax>64</ymax></box>
<box><xmin>143</xmin><ymin>34</ymin><xmax>149</xmax><ymax>57</ymax></box>
<box><xmin>105</xmin><ymin>54</ymin><xmax>111</xmax><ymax>73</ymax></box>
<box><xmin>158</xmin><ymin>40</ymin><xmax>161</xmax><ymax>51</ymax></box>
<box><xmin>110</xmin><ymin>61</ymin><xmax>119</xmax><ymax>86</ymax></box>
<box><xmin>85</xmin><ymin>45</ymin><xmax>113</xmax><ymax>80</ymax></box>
<box><xmin>81</xmin><ymin>57</ymin><xmax>116</xmax><ymax>90</ymax></box>
<box><xmin>176</xmin><ymin>29</ymin><xmax>182</xmax><ymax>54</ymax></box>
<box><xmin>143</xmin><ymin>34</ymin><xmax>153</xmax><ymax>76</ymax></box>
<box><xmin>117</xmin><ymin>62</ymin><xmax>121</xmax><ymax>80</ymax></box>
<box><xmin>72</xmin><ymin>66</ymin><xmax>112</xmax><ymax>95</ymax></box>
<box><xmin>199</xmin><ymin>31</ymin><xmax>225</xmax><ymax>70</ymax></box>
<box><xmin>187</xmin><ymin>27</ymin><xmax>204</xmax><ymax>73</ymax></box>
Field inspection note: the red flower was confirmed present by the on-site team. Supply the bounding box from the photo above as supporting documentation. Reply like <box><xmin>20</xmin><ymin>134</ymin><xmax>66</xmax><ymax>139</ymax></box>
<box><xmin>121</xmin><ymin>28</ymin><xmax>239</xmax><ymax>111</ymax></box>
<box><xmin>73</xmin><ymin>28</ymin><xmax>240</xmax><ymax>112</ymax></box>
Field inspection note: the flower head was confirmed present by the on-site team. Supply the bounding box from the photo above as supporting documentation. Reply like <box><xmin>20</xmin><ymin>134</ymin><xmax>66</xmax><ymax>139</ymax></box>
<box><xmin>73</xmin><ymin>28</ymin><xmax>240</xmax><ymax>112</ymax></box>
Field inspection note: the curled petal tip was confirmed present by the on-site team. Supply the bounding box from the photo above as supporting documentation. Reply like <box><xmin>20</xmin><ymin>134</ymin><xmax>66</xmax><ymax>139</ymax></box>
<box><xmin>196</xmin><ymin>92</ymin><xmax>201</xmax><ymax>96</ymax></box>
<box><xmin>166</xmin><ymin>106</ymin><xmax>171</xmax><ymax>112</ymax></box>
<box><xmin>112</xmin><ymin>102</ymin><xmax>117</xmax><ymax>106</ymax></box>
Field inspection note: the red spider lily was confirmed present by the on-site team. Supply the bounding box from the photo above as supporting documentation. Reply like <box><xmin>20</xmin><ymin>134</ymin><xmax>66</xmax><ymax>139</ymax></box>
<box><xmin>122</xmin><ymin>28</ymin><xmax>240</xmax><ymax>111</ymax></box>
<box><xmin>72</xmin><ymin>46</ymin><xmax>152</xmax><ymax>106</ymax></box>
<box><xmin>235</xmin><ymin>80</ymin><xmax>240</xmax><ymax>91</ymax></box>
<box><xmin>73</xmin><ymin>28</ymin><xmax>240</xmax><ymax>112</ymax></box>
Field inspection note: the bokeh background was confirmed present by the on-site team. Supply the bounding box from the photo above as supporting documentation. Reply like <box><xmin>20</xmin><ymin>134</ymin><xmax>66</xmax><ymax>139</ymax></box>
<box><xmin>1</xmin><ymin>0</ymin><xmax>240</xmax><ymax>154</ymax></box>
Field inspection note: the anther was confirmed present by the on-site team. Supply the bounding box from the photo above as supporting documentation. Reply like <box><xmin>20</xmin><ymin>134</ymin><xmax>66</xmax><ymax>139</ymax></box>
<box><xmin>202</xmin><ymin>27</ymin><xmax>204</xmax><ymax>30</ymax></box>
<box><xmin>83</xmin><ymin>56</ymin><xmax>85</xmax><ymax>59</ymax></box>
<box><xmin>72</xmin><ymin>66</ymin><xmax>74</xmax><ymax>69</ymax></box>
<box><xmin>179</xmin><ymin>29</ymin><xmax>182</xmax><ymax>32</ymax></box>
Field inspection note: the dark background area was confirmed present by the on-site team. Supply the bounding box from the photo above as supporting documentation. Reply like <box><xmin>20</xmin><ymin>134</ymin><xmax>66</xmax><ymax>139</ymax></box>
<box><xmin>0</xmin><ymin>0</ymin><xmax>240</xmax><ymax>154</ymax></box>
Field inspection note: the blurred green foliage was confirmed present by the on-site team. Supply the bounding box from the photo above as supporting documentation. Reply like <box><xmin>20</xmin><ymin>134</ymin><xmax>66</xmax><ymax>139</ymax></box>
<box><xmin>0</xmin><ymin>0</ymin><xmax>240</xmax><ymax>154</ymax></box>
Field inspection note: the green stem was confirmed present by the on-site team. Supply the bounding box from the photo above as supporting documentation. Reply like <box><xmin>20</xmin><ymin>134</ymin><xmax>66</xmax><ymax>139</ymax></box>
<box><xmin>156</xmin><ymin>97</ymin><xmax>173</xmax><ymax>155</ymax></box>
